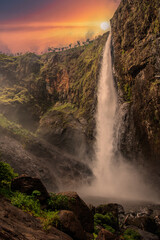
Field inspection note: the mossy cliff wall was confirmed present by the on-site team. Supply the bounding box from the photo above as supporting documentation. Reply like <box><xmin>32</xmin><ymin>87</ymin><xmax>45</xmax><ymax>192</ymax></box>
<box><xmin>111</xmin><ymin>0</ymin><xmax>160</xmax><ymax>166</ymax></box>
<box><xmin>0</xmin><ymin>33</ymin><xmax>108</xmax><ymax>159</ymax></box>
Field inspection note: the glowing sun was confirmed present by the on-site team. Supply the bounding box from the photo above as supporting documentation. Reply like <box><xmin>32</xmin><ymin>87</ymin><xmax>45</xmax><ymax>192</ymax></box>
<box><xmin>100</xmin><ymin>22</ymin><xmax>110</xmax><ymax>30</ymax></box>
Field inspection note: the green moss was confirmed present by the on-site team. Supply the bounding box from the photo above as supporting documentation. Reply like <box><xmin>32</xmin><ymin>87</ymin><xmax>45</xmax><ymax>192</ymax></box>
<box><xmin>122</xmin><ymin>228</ymin><xmax>141</xmax><ymax>240</ymax></box>
<box><xmin>0</xmin><ymin>114</ymin><xmax>35</xmax><ymax>142</ymax></box>
<box><xmin>50</xmin><ymin>102</ymin><xmax>78</xmax><ymax>114</ymax></box>
<box><xmin>124</xmin><ymin>83</ymin><xmax>131</xmax><ymax>102</ymax></box>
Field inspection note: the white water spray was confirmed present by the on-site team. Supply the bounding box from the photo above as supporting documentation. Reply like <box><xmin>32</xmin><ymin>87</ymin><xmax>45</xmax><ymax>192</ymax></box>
<box><xmin>82</xmin><ymin>33</ymin><xmax>159</xmax><ymax>202</ymax></box>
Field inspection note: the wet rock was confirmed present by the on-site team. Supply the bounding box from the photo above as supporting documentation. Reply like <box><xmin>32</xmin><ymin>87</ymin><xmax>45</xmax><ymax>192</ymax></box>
<box><xmin>125</xmin><ymin>215</ymin><xmax>158</xmax><ymax>234</ymax></box>
<box><xmin>11</xmin><ymin>175</ymin><xmax>50</xmax><ymax>204</ymax></box>
<box><xmin>59</xmin><ymin>210</ymin><xmax>86</xmax><ymax>240</ymax></box>
<box><xmin>57</xmin><ymin>192</ymin><xmax>94</xmax><ymax>233</ymax></box>
<box><xmin>97</xmin><ymin>229</ymin><xmax>116</xmax><ymax>240</ymax></box>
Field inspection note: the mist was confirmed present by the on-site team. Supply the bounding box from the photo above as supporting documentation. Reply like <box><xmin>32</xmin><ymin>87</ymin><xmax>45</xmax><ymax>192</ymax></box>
<box><xmin>79</xmin><ymin>33</ymin><xmax>159</xmax><ymax>203</ymax></box>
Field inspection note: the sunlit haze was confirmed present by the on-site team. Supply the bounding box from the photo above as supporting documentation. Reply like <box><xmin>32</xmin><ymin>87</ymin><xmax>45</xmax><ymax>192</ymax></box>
<box><xmin>0</xmin><ymin>0</ymin><xmax>120</xmax><ymax>54</ymax></box>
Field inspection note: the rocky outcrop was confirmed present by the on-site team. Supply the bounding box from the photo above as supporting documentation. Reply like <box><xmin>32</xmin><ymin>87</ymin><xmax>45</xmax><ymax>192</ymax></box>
<box><xmin>97</xmin><ymin>229</ymin><xmax>116</xmax><ymax>240</ymax></box>
<box><xmin>57</xmin><ymin>192</ymin><xmax>94</xmax><ymax>233</ymax></box>
<box><xmin>0</xmin><ymin>122</ymin><xmax>93</xmax><ymax>192</ymax></box>
<box><xmin>0</xmin><ymin>197</ymin><xmax>73</xmax><ymax>240</ymax></box>
<box><xmin>111</xmin><ymin>0</ymin><xmax>160</xmax><ymax>173</ymax></box>
<box><xmin>58</xmin><ymin>210</ymin><xmax>86</xmax><ymax>240</ymax></box>
<box><xmin>11</xmin><ymin>176</ymin><xmax>50</xmax><ymax>204</ymax></box>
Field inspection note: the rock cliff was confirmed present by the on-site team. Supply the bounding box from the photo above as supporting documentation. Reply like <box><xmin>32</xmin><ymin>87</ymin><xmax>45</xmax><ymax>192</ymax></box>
<box><xmin>0</xmin><ymin>34</ymin><xmax>108</xmax><ymax>190</ymax></box>
<box><xmin>111</xmin><ymin>0</ymin><xmax>160</xmax><ymax>172</ymax></box>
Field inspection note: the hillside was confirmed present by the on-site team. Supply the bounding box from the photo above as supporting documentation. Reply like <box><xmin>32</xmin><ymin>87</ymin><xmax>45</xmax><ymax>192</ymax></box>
<box><xmin>0</xmin><ymin>33</ymin><xmax>108</xmax><ymax>190</ymax></box>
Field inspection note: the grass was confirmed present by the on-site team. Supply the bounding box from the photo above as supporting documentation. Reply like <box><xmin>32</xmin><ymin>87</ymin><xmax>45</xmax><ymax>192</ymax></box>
<box><xmin>0</xmin><ymin>114</ymin><xmax>35</xmax><ymax>142</ymax></box>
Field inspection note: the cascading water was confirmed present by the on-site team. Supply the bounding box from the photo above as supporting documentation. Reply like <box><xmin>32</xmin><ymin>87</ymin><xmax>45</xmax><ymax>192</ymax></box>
<box><xmin>81</xmin><ymin>32</ymin><xmax>159</xmax><ymax>202</ymax></box>
<box><xmin>94</xmin><ymin>33</ymin><xmax>117</xmax><ymax>191</ymax></box>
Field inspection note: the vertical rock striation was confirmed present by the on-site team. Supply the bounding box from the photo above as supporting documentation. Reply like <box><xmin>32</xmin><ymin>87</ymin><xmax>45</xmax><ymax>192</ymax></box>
<box><xmin>111</xmin><ymin>0</ymin><xmax>160</xmax><ymax>173</ymax></box>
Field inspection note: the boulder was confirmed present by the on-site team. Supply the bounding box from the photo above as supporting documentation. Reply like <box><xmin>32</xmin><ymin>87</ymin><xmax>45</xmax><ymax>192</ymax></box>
<box><xmin>137</xmin><ymin>228</ymin><xmax>159</xmax><ymax>240</ymax></box>
<box><xmin>59</xmin><ymin>210</ymin><xmax>86</xmax><ymax>240</ymax></box>
<box><xmin>125</xmin><ymin>215</ymin><xmax>158</xmax><ymax>234</ymax></box>
<box><xmin>97</xmin><ymin>229</ymin><xmax>116</xmax><ymax>240</ymax></box>
<box><xmin>11</xmin><ymin>175</ymin><xmax>50</xmax><ymax>204</ymax></box>
<box><xmin>57</xmin><ymin>192</ymin><xmax>94</xmax><ymax>233</ymax></box>
<box><xmin>126</xmin><ymin>226</ymin><xmax>159</xmax><ymax>240</ymax></box>
<box><xmin>96</xmin><ymin>203</ymin><xmax>125</xmax><ymax>230</ymax></box>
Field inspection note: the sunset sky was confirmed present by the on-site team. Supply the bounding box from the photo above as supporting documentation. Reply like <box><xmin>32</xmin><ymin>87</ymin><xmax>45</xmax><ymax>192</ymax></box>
<box><xmin>0</xmin><ymin>0</ymin><xmax>120</xmax><ymax>54</ymax></box>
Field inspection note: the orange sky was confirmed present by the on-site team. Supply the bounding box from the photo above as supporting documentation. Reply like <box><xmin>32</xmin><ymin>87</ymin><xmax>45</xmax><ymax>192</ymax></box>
<box><xmin>0</xmin><ymin>0</ymin><xmax>120</xmax><ymax>54</ymax></box>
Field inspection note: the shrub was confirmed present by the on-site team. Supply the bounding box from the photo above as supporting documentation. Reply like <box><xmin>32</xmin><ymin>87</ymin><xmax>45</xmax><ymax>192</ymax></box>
<box><xmin>0</xmin><ymin>161</ymin><xmax>17</xmax><ymax>185</ymax></box>
<box><xmin>11</xmin><ymin>191</ymin><xmax>41</xmax><ymax>216</ymax></box>
<box><xmin>122</xmin><ymin>228</ymin><xmax>141</xmax><ymax>240</ymax></box>
<box><xmin>0</xmin><ymin>161</ymin><xmax>18</xmax><ymax>197</ymax></box>
<box><xmin>42</xmin><ymin>211</ymin><xmax>60</xmax><ymax>230</ymax></box>
<box><xmin>47</xmin><ymin>193</ymin><xmax>70</xmax><ymax>211</ymax></box>
<box><xmin>94</xmin><ymin>213</ymin><xmax>117</xmax><ymax>234</ymax></box>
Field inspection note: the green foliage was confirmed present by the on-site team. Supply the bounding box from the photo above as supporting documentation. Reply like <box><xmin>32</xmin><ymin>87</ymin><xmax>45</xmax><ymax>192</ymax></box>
<box><xmin>94</xmin><ymin>213</ymin><xmax>116</xmax><ymax>234</ymax></box>
<box><xmin>0</xmin><ymin>161</ymin><xmax>17</xmax><ymax>186</ymax></box>
<box><xmin>11</xmin><ymin>191</ymin><xmax>41</xmax><ymax>216</ymax></box>
<box><xmin>11</xmin><ymin>191</ymin><xmax>60</xmax><ymax>230</ymax></box>
<box><xmin>0</xmin><ymin>161</ymin><xmax>18</xmax><ymax>197</ymax></box>
<box><xmin>0</xmin><ymin>114</ymin><xmax>35</xmax><ymax>142</ymax></box>
<box><xmin>124</xmin><ymin>83</ymin><xmax>131</xmax><ymax>102</ymax></box>
<box><xmin>49</xmin><ymin>102</ymin><xmax>77</xmax><ymax>115</ymax></box>
<box><xmin>0</xmin><ymin>86</ymin><xmax>29</xmax><ymax>105</ymax></box>
<box><xmin>122</xmin><ymin>229</ymin><xmax>141</xmax><ymax>240</ymax></box>
<box><xmin>48</xmin><ymin>193</ymin><xmax>70</xmax><ymax>211</ymax></box>
<box><xmin>42</xmin><ymin>211</ymin><xmax>60</xmax><ymax>230</ymax></box>
<box><xmin>93</xmin><ymin>232</ymin><xmax>98</xmax><ymax>240</ymax></box>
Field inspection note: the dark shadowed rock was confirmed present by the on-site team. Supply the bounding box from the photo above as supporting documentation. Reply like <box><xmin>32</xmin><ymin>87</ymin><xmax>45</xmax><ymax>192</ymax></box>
<box><xmin>57</xmin><ymin>192</ymin><xmax>94</xmax><ymax>233</ymax></box>
<box><xmin>97</xmin><ymin>229</ymin><xmax>116</xmax><ymax>240</ymax></box>
<box><xmin>11</xmin><ymin>175</ymin><xmax>50</xmax><ymax>204</ymax></box>
<box><xmin>125</xmin><ymin>215</ymin><xmax>158</xmax><ymax>234</ymax></box>
<box><xmin>59</xmin><ymin>210</ymin><xmax>86</xmax><ymax>240</ymax></box>
<box><xmin>0</xmin><ymin>197</ymin><xmax>73</xmax><ymax>240</ymax></box>
<box><xmin>127</xmin><ymin>226</ymin><xmax>159</xmax><ymax>240</ymax></box>
<box><xmin>111</xmin><ymin>0</ymin><xmax>160</xmax><ymax>184</ymax></box>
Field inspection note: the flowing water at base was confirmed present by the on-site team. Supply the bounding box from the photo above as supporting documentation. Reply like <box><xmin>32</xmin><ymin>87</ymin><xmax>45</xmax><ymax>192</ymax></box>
<box><xmin>80</xmin><ymin>33</ymin><xmax>159</xmax><ymax>203</ymax></box>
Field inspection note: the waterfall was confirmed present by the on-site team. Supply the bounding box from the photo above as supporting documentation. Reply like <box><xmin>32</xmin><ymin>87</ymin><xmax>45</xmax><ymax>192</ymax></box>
<box><xmin>81</xmin><ymin>32</ymin><xmax>159</xmax><ymax>202</ymax></box>
<box><xmin>94</xmin><ymin>33</ymin><xmax>117</xmax><ymax>188</ymax></box>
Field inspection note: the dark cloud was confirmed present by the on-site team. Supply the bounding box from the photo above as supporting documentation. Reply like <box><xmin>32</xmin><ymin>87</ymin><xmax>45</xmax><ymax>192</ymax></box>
<box><xmin>0</xmin><ymin>0</ymin><xmax>54</xmax><ymax>21</ymax></box>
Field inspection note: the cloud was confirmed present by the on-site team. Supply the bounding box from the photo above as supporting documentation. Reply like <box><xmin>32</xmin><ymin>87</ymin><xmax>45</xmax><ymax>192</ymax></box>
<box><xmin>0</xmin><ymin>0</ymin><xmax>53</xmax><ymax>22</ymax></box>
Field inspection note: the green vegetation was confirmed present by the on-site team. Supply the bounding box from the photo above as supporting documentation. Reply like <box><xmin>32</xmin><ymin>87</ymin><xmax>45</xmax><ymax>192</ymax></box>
<box><xmin>124</xmin><ymin>83</ymin><xmax>131</xmax><ymax>102</ymax></box>
<box><xmin>48</xmin><ymin>102</ymin><xmax>78</xmax><ymax>115</ymax></box>
<box><xmin>0</xmin><ymin>161</ymin><xmax>18</xmax><ymax>197</ymax></box>
<box><xmin>0</xmin><ymin>86</ymin><xmax>29</xmax><ymax>105</ymax></box>
<box><xmin>122</xmin><ymin>228</ymin><xmax>141</xmax><ymax>240</ymax></box>
<box><xmin>0</xmin><ymin>161</ymin><xmax>60</xmax><ymax>230</ymax></box>
<box><xmin>0</xmin><ymin>114</ymin><xmax>35</xmax><ymax>142</ymax></box>
<box><xmin>48</xmin><ymin>193</ymin><xmax>75</xmax><ymax>211</ymax></box>
<box><xmin>94</xmin><ymin>213</ymin><xmax>117</xmax><ymax>235</ymax></box>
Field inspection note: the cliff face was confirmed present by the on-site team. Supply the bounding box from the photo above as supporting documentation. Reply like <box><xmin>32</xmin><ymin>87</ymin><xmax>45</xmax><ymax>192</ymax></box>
<box><xmin>111</xmin><ymin>0</ymin><xmax>160</xmax><ymax>167</ymax></box>
<box><xmin>0</xmin><ymin>34</ymin><xmax>108</xmax><ymax>190</ymax></box>
<box><xmin>0</xmin><ymin>33</ymin><xmax>108</xmax><ymax>158</ymax></box>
